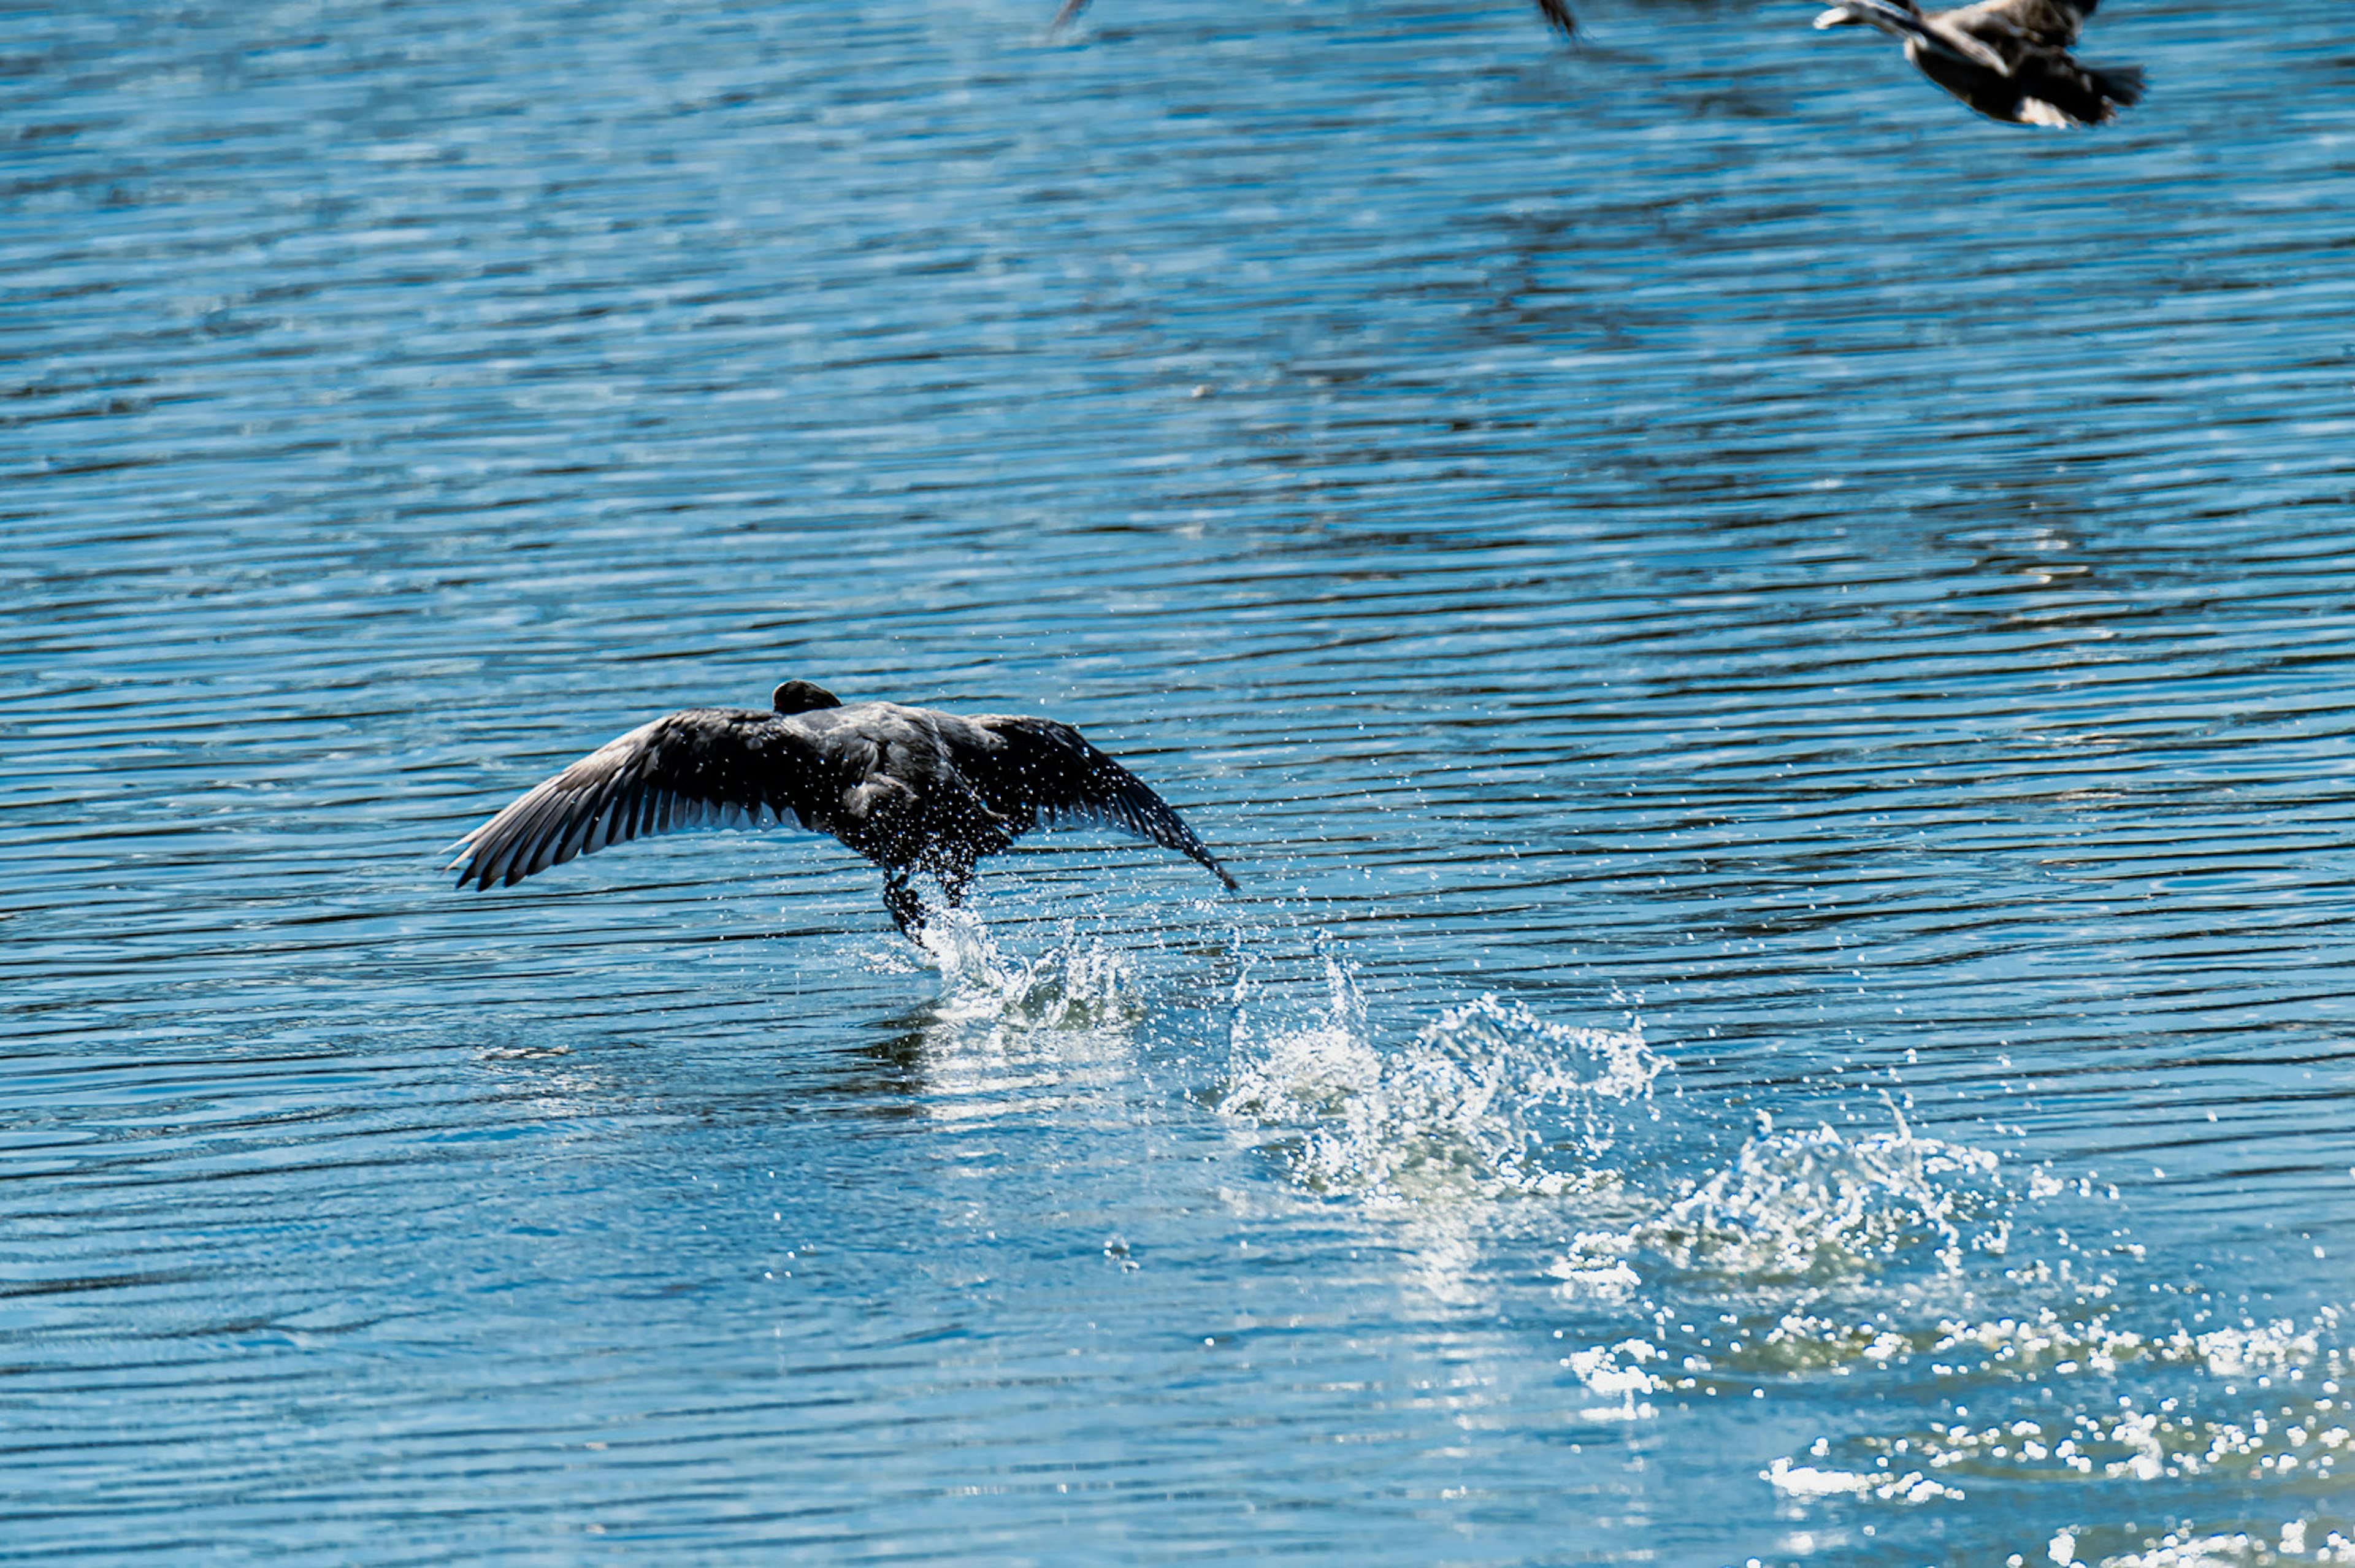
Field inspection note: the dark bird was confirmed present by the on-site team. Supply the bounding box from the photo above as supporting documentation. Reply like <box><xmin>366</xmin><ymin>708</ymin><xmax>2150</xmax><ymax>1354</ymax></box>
<box><xmin>1813</xmin><ymin>0</ymin><xmax>2143</xmax><ymax>128</ymax></box>
<box><xmin>1049</xmin><ymin>0</ymin><xmax>1576</xmax><ymax>43</ymax></box>
<box><xmin>450</xmin><ymin>682</ymin><xmax>1236</xmax><ymax>939</ymax></box>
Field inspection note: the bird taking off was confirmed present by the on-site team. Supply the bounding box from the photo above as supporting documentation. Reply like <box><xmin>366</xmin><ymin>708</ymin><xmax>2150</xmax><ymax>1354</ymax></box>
<box><xmin>1812</xmin><ymin>0</ymin><xmax>2143</xmax><ymax>128</ymax></box>
<box><xmin>450</xmin><ymin>681</ymin><xmax>1237</xmax><ymax>940</ymax></box>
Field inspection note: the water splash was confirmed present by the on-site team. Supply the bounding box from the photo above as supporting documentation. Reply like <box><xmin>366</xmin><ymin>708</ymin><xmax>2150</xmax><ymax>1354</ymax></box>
<box><xmin>1645</xmin><ymin>1112</ymin><xmax>2007</xmax><ymax>1282</ymax></box>
<box><xmin>1215</xmin><ymin>957</ymin><xmax>1662</xmax><ymax>1203</ymax></box>
<box><xmin>2082</xmin><ymin>1523</ymin><xmax>2355</xmax><ymax>1566</ymax></box>
<box><xmin>1564</xmin><ymin>1337</ymin><xmax>1665</xmax><ymax>1421</ymax></box>
<box><xmin>912</xmin><ymin>909</ymin><xmax>1141</xmax><ymax>1031</ymax></box>
<box><xmin>1748</xmin><ymin>1303</ymin><xmax>2355</xmax><ymax>1562</ymax></box>
<box><xmin>863</xmin><ymin>912</ymin><xmax>1158</xmax><ymax>1128</ymax></box>
<box><xmin>1549</xmin><ymin>1230</ymin><xmax>1644</xmax><ymax>1300</ymax></box>
<box><xmin>1761</xmin><ymin>1455</ymin><xmax>1964</xmax><ymax>1505</ymax></box>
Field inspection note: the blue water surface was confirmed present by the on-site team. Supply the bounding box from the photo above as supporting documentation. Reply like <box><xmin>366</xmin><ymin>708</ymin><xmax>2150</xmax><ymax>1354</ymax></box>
<box><xmin>6</xmin><ymin>0</ymin><xmax>2355</xmax><ymax>1562</ymax></box>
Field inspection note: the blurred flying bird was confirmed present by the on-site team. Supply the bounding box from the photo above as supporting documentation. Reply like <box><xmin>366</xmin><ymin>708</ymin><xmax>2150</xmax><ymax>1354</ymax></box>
<box><xmin>1812</xmin><ymin>0</ymin><xmax>2143</xmax><ymax>127</ymax></box>
<box><xmin>451</xmin><ymin>682</ymin><xmax>1236</xmax><ymax>940</ymax></box>
<box><xmin>1049</xmin><ymin>0</ymin><xmax>1576</xmax><ymax>42</ymax></box>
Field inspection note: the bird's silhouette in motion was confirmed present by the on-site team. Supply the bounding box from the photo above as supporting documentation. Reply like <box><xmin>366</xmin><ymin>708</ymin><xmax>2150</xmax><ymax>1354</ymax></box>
<box><xmin>1049</xmin><ymin>0</ymin><xmax>1576</xmax><ymax>43</ymax></box>
<box><xmin>1813</xmin><ymin>0</ymin><xmax>2142</xmax><ymax>127</ymax></box>
<box><xmin>451</xmin><ymin>681</ymin><xmax>1236</xmax><ymax>939</ymax></box>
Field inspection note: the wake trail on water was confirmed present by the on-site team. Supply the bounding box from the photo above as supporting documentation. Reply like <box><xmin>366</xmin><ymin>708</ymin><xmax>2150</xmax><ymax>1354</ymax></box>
<box><xmin>1193</xmin><ymin>932</ymin><xmax>2355</xmax><ymax>1537</ymax></box>
<box><xmin>871</xmin><ymin>900</ymin><xmax>2355</xmax><ymax>1544</ymax></box>
<box><xmin>884</xmin><ymin>896</ymin><xmax>2024</xmax><ymax>1295</ymax></box>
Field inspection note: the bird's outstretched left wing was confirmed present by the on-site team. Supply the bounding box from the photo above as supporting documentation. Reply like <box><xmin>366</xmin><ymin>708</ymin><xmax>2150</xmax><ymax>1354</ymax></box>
<box><xmin>949</xmin><ymin>715</ymin><xmax>1238</xmax><ymax>889</ymax></box>
<box><xmin>450</xmin><ymin>709</ymin><xmax>824</xmax><ymax>890</ymax></box>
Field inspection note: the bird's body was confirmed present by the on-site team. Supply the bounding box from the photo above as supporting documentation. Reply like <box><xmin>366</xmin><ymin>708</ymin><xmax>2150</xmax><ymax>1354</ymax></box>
<box><xmin>1813</xmin><ymin>0</ymin><xmax>2142</xmax><ymax>128</ymax></box>
<box><xmin>451</xmin><ymin>682</ymin><xmax>1235</xmax><ymax>939</ymax></box>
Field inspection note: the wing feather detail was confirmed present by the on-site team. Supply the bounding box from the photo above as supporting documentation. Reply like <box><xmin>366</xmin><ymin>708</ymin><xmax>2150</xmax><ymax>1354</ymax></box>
<box><xmin>451</xmin><ymin>709</ymin><xmax>820</xmax><ymax>891</ymax></box>
<box><xmin>951</xmin><ymin>714</ymin><xmax>1238</xmax><ymax>889</ymax></box>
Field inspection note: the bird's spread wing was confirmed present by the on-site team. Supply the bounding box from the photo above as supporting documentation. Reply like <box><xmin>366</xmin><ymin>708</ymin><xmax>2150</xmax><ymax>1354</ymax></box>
<box><xmin>450</xmin><ymin>709</ymin><xmax>825</xmax><ymax>890</ymax></box>
<box><xmin>1940</xmin><ymin>0</ymin><xmax>2093</xmax><ymax>49</ymax></box>
<box><xmin>950</xmin><ymin>715</ymin><xmax>1238</xmax><ymax>889</ymax></box>
<box><xmin>1820</xmin><ymin>0</ymin><xmax>2010</xmax><ymax>71</ymax></box>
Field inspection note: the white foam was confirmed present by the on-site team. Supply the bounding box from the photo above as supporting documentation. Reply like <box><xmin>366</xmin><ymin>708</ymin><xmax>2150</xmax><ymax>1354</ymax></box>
<box><xmin>1565</xmin><ymin>1337</ymin><xmax>1663</xmax><ymax>1420</ymax></box>
<box><xmin>1760</xmin><ymin>1456</ymin><xmax>1962</xmax><ymax>1504</ymax></box>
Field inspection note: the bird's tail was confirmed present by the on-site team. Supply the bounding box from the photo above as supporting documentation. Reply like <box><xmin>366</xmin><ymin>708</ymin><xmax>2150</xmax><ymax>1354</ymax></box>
<box><xmin>2020</xmin><ymin>56</ymin><xmax>2145</xmax><ymax>126</ymax></box>
<box><xmin>2088</xmin><ymin>62</ymin><xmax>2146</xmax><ymax>109</ymax></box>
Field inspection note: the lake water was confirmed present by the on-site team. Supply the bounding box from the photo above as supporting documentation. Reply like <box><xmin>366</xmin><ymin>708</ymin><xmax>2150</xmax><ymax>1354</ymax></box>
<box><xmin>6</xmin><ymin>0</ymin><xmax>2354</xmax><ymax>1562</ymax></box>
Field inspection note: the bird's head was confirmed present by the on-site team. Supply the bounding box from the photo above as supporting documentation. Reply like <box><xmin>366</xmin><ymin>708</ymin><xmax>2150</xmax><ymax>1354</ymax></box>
<box><xmin>773</xmin><ymin>680</ymin><xmax>843</xmax><ymax>714</ymax></box>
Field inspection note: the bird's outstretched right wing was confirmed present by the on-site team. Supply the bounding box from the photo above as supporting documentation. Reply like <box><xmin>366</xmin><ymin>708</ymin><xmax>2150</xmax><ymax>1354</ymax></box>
<box><xmin>950</xmin><ymin>715</ymin><xmax>1238</xmax><ymax>889</ymax></box>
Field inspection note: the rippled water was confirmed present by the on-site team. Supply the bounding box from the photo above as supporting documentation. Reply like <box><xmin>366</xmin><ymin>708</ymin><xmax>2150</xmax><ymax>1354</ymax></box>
<box><xmin>7</xmin><ymin>0</ymin><xmax>2355</xmax><ymax>1561</ymax></box>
